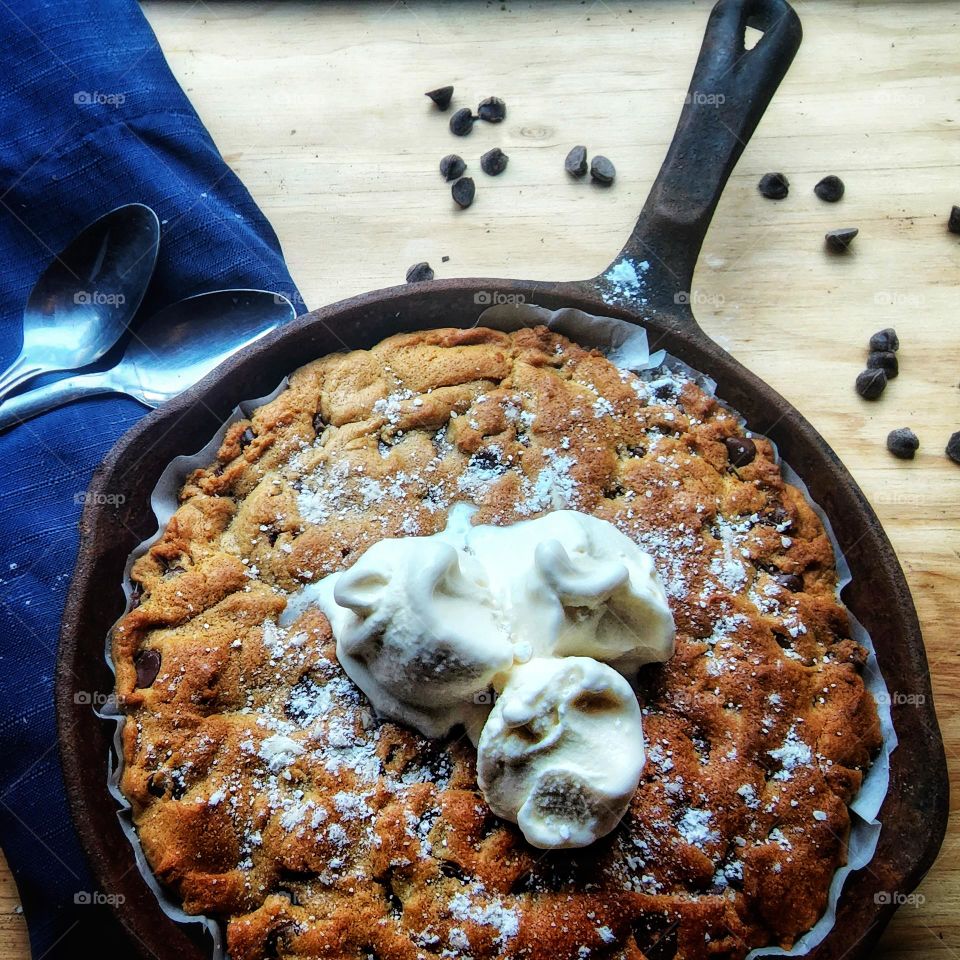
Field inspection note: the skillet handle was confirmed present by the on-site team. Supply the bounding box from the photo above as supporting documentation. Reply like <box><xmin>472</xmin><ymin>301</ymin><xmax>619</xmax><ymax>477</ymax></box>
<box><xmin>594</xmin><ymin>0</ymin><xmax>801</xmax><ymax>320</ymax></box>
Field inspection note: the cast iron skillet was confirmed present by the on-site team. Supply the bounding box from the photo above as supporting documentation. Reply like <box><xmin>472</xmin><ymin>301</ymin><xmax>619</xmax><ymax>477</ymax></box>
<box><xmin>57</xmin><ymin>1</ymin><xmax>947</xmax><ymax>957</ymax></box>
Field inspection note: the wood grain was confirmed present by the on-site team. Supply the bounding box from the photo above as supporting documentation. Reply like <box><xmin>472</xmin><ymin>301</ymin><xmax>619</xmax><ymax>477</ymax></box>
<box><xmin>5</xmin><ymin>1</ymin><xmax>957</xmax><ymax>957</ymax></box>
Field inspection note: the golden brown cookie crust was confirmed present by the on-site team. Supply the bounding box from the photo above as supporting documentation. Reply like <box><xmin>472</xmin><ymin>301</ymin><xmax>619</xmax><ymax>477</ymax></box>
<box><xmin>113</xmin><ymin>326</ymin><xmax>881</xmax><ymax>960</ymax></box>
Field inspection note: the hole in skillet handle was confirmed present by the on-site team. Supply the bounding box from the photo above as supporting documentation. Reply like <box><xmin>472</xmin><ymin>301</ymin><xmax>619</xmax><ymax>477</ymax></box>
<box><xmin>743</xmin><ymin>23</ymin><xmax>764</xmax><ymax>49</ymax></box>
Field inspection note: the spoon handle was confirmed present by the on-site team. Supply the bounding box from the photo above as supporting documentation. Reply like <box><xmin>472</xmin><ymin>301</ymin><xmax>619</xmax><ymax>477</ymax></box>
<box><xmin>0</xmin><ymin>354</ymin><xmax>45</xmax><ymax>403</ymax></box>
<box><xmin>0</xmin><ymin>372</ymin><xmax>128</xmax><ymax>432</ymax></box>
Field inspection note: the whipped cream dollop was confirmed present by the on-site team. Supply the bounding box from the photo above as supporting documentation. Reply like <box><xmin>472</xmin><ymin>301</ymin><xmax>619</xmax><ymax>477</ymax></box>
<box><xmin>477</xmin><ymin>657</ymin><xmax>645</xmax><ymax>849</ymax></box>
<box><xmin>281</xmin><ymin>503</ymin><xmax>675</xmax><ymax>847</ymax></box>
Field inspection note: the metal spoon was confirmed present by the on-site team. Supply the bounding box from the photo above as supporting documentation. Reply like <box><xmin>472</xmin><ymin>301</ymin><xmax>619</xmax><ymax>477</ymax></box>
<box><xmin>0</xmin><ymin>203</ymin><xmax>160</xmax><ymax>402</ymax></box>
<box><xmin>0</xmin><ymin>290</ymin><xmax>296</xmax><ymax>431</ymax></box>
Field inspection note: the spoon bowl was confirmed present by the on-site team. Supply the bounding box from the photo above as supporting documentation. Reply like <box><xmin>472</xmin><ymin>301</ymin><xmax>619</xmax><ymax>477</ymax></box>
<box><xmin>114</xmin><ymin>290</ymin><xmax>298</xmax><ymax>405</ymax></box>
<box><xmin>0</xmin><ymin>290</ymin><xmax>296</xmax><ymax>431</ymax></box>
<box><xmin>0</xmin><ymin>203</ymin><xmax>160</xmax><ymax>401</ymax></box>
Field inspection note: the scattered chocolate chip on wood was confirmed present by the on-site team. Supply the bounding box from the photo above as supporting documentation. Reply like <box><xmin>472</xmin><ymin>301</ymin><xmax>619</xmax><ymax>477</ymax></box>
<box><xmin>867</xmin><ymin>350</ymin><xmax>898</xmax><ymax>378</ymax></box>
<box><xmin>452</xmin><ymin>176</ymin><xmax>476</xmax><ymax>208</ymax></box>
<box><xmin>724</xmin><ymin>436</ymin><xmax>757</xmax><ymax>467</ymax></box>
<box><xmin>825</xmin><ymin>227</ymin><xmax>858</xmax><ymax>252</ymax></box>
<box><xmin>947</xmin><ymin>431</ymin><xmax>960</xmax><ymax>464</ymax></box>
<box><xmin>948</xmin><ymin>205</ymin><xmax>960</xmax><ymax>235</ymax></box>
<box><xmin>590</xmin><ymin>155</ymin><xmax>616</xmax><ymax>185</ymax></box>
<box><xmin>814</xmin><ymin>175</ymin><xmax>845</xmax><ymax>202</ymax></box>
<box><xmin>565</xmin><ymin>145</ymin><xmax>588</xmax><ymax>178</ymax></box>
<box><xmin>886</xmin><ymin>428</ymin><xmax>919</xmax><ymax>460</ymax></box>
<box><xmin>477</xmin><ymin>96</ymin><xmax>506</xmax><ymax>123</ymax></box>
<box><xmin>439</xmin><ymin>154</ymin><xmax>466</xmax><ymax>181</ymax></box>
<box><xmin>758</xmin><ymin>172</ymin><xmax>789</xmax><ymax>200</ymax></box>
<box><xmin>855</xmin><ymin>368</ymin><xmax>887</xmax><ymax>400</ymax></box>
<box><xmin>425</xmin><ymin>85</ymin><xmax>454</xmax><ymax>111</ymax></box>
<box><xmin>480</xmin><ymin>147</ymin><xmax>509</xmax><ymax>176</ymax></box>
<box><xmin>449</xmin><ymin>107</ymin><xmax>475</xmax><ymax>136</ymax></box>
<box><xmin>134</xmin><ymin>649</ymin><xmax>162</xmax><ymax>688</ymax></box>
<box><xmin>405</xmin><ymin>262</ymin><xmax>434</xmax><ymax>283</ymax></box>
<box><xmin>869</xmin><ymin>327</ymin><xmax>899</xmax><ymax>352</ymax></box>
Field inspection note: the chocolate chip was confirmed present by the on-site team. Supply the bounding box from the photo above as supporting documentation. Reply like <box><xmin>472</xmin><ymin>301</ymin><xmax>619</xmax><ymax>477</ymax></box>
<box><xmin>477</xmin><ymin>96</ymin><xmax>506</xmax><ymax>123</ymax></box>
<box><xmin>814</xmin><ymin>175</ymin><xmax>845</xmax><ymax>202</ymax></box>
<box><xmin>383</xmin><ymin>875</ymin><xmax>404</xmax><ymax>918</ymax></box>
<box><xmin>276</xmin><ymin>887</ymin><xmax>300</xmax><ymax>906</ymax></box>
<box><xmin>867</xmin><ymin>350</ymin><xmax>898</xmax><ymax>378</ymax></box>
<box><xmin>761</xmin><ymin>506</ymin><xmax>791</xmax><ymax>529</ymax></box>
<box><xmin>724</xmin><ymin>436</ymin><xmax>757</xmax><ymax>467</ymax></box>
<box><xmin>509</xmin><ymin>870</ymin><xmax>538</xmax><ymax>894</ymax></box>
<box><xmin>869</xmin><ymin>327</ymin><xmax>899</xmax><ymax>352</ymax></box>
<box><xmin>774</xmin><ymin>572</ymin><xmax>804</xmax><ymax>592</ymax></box>
<box><xmin>439</xmin><ymin>154</ymin><xmax>466</xmax><ymax>181</ymax></box>
<box><xmin>590</xmin><ymin>155</ymin><xmax>616</xmax><ymax>185</ymax></box>
<box><xmin>470</xmin><ymin>449</ymin><xmax>503</xmax><ymax>471</ymax></box>
<box><xmin>631</xmin><ymin>914</ymin><xmax>680</xmax><ymax>960</ymax></box>
<box><xmin>405</xmin><ymin>262</ymin><xmax>435</xmax><ymax>283</ymax></box>
<box><xmin>825</xmin><ymin>227</ymin><xmax>858</xmax><ymax>252</ymax></box>
<box><xmin>451</xmin><ymin>176</ymin><xmax>475</xmax><ymax>208</ymax></box>
<box><xmin>652</xmin><ymin>380</ymin><xmax>680</xmax><ymax>400</ymax></box>
<box><xmin>480</xmin><ymin>147</ymin><xmax>509</xmax><ymax>176</ymax></box>
<box><xmin>146</xmin><ymin>772</ymin><xmax>167</xmax><ymax>798</ymax></box>
<box><xmin>240</xmin><ymin>427</ymin><xmax>255</xmax><ymax>450</ymax></box>
<box><xmin>887</xmin><ymin>428</ymin><xmax>919</xmax><ymax>460</ymax></box>
<box><xmin>425</xmin><ymin>85</ymin><xmax>454</xmax><ymax>110</ymax></box>
<box><xmin>129</xmin><ymin>583</ymin><xmax>143</xmax><ymax>610</ymax></box>
<box><xmin>312</xmin><ymin>411</ymin><xmax>324</xmax><ymax>434</ymax></box>
<box><xmin>449</xmin><ymin>107</ymin><xmax>475</xmax><ymax>136</ymax></box>
<box><xmin>439</xmin><ymin>859</ymin><xmax>469</xmax><ymax>881</ymax></box>
<box><xmin>564</xmin><ymin>145</ymin><xmax>588</xmax><ymax>178</ymax></box>
<box><xmin>758</xmin><ymin>172</ymin><xmax>789</xmax><ymax>200</ymax></box>
<box><xmin>855</xmin><ymin>368</ymin><xmax>887</xmax><ymax>400</ymax></box>
<box><xmin>603</xmin><ymin>482</ymin><xmax>627</xmax><ymax>500</ymax></box>
<box><xmin>135</xmin><ymin>649</ymin><xmax>161</xmax><ymax>688</ymax></box>
<box><xmin>948</xmin><ymin>205</ymin><xmax>960</xmax><ymax>235</ymax></box>
<box><xmin>946</xmin><ymin>431</ymin><xmax>960</xmax><ymax>464</ymax></box>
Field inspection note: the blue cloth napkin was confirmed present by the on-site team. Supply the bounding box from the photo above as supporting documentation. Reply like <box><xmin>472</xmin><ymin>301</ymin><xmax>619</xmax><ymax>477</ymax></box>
<box><xmin>0</xmin><ymin>2</ymin><xmax>302</xmax><ymax>955</ymax></box>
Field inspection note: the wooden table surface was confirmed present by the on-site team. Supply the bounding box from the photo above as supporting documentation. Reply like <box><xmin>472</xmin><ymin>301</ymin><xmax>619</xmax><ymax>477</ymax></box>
<box><xmin>4</xmin><ymin>1</ymin><xmax>958</xmax><ymax>957</ymax></box>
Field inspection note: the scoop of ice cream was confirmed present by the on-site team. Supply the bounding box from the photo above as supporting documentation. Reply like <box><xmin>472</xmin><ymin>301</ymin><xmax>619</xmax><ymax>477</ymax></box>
<box><xmin>476</xmin><ymin>656</ymin><xmax>645</xmax><ymax>849</ymax></box>
<box><xmin>280</xmin><ymin>504</ymin><xmax>673</xmax><ymax>846</ymax></box>
<box><xmin>296</xmin><ymin>536</ymin><xmax>514</xmax><ymax>738</ymax></box>
<box><xmin>464</xmin><ymin>509</ymin><xmax>675</xmax><ymax>673</ymax></box>
<box><xmin>529</xmin><ymin>512</ymin><xmax>676</xmax><ymax>671</ymax></box>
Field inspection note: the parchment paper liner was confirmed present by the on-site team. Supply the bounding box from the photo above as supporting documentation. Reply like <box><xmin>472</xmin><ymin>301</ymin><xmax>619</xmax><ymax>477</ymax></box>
<box><xmin>98</xmin><ymin>304</ymin><xmax>896</xmax><ymax>960</ymax></box>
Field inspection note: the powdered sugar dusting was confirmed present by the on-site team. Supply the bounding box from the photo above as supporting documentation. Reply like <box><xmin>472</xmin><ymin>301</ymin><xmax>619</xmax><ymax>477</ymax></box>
<box><xmin>599</xmin><ymin>258</ymin><xmax>650</xmax><ymax>306</ymax></box>
<box><xmin>448</xmin><ymin>882</ymin><xmax>520</xmax><ymax>944</ymax></box>
<box><xmin>768</xmin><ymin>724</ymin><xmax>813</xmax><ymax>780</ymax></box>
